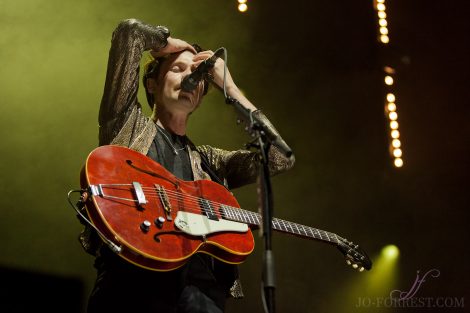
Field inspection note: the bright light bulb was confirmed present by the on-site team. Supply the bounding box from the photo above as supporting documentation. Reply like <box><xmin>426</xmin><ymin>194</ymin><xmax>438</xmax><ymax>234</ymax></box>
<box><xmin>394</xmin><ymin>158</ymin><xmax>403</xmax><ymax>167</ymax></box>
<box><xmin>390</xmin><ymin>121</ymin><xmax>399</xmax><ymax>129</ymax></box>
<box><xmin>238</xmin><ymin>3</ymin><xmax>248</xmax><ymax>12</ymax></box>
<box><xmin>379</xmin><ymin>19</ymin><xmax>388</xmax><ymax>27</ymax></box>
<box><xmin>238</xmin><ymin>0</ymin><xmax>247</xmax><ymax>3</ymax></box>
<box><xmin>387</xmin><ymin>93</ymin><xmax>396</xmax><ymax>102</ymax></box>
<box><xmin>378</xmin><ymin>11</ymin><xmax>387</xmax><ymax>19</ymax></box>
<box><xmin>385</xmin><ymin>75</ymin><xmax>394</xmax><ymax>85</ymax></box>
<box><xmin>393</xmin><ymin>148</ymin><xmax>402</xmax><ymax>157</ymax></box>
<box><xmin>392</xmin><ymin>139</ymin><xmax>401</xmax><ymax>148</ymax></box>
<box><xmin>380</xmin><ymin>35</ymin><xmax>390</xmax><ymax>43</ymax></box>
<box><xmin>380</xmin><ymin>27</ymin><xmax>389</xmax><ymax>35</ymax></box>
<box><xmin>387</xmin><ymin>103</ymin><xmax>396</xmax><ymax>112</ymax></box>
<box><xmin>389</xmin><ymin>111</ymin><xmax>398</xmax><ymax>121</ymax></box>
<box><xmin>377</xmin><ymin>3</ymin><xmax>386</xmax><ymax>11</ymax></box>
<box><xmin>391</xmin><ymin>130</ymin><xmax>400</xmax><ymax>139</ymax></box>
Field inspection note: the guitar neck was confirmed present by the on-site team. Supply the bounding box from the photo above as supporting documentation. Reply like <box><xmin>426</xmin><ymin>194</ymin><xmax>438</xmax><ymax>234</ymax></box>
<box><xmin>221</xmin><ymin>206</ymin><xmax>341</xmax><ymax>245</ymax></box>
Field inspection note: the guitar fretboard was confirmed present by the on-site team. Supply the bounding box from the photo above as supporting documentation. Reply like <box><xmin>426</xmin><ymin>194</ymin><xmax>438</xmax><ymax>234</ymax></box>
<box><xmin>220</xmin><ymin>205</ymin><xmax>341</xmax><ymax>245</ymax></box>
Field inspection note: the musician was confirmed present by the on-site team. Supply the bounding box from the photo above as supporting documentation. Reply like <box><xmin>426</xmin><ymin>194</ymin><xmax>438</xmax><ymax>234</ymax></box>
<box><xmin>79</xmin><ymin>18</ymin><xmax>294</xmax><ymax>313</ymax></box>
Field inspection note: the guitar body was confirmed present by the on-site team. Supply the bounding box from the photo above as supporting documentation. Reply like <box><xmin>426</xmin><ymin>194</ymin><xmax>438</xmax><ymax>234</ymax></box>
<box><xmin>80</xmin><ymin>145</ymin><xmax>255</xmax><ymax>271</ymax></box>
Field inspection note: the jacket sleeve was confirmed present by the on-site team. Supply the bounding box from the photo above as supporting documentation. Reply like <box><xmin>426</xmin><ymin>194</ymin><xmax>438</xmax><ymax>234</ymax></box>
<box><xmin>98</xmin><ymin>19</ymin><xmax>169</xmax><ymax>145</ymax></box>
<box><xmin>197</xmin><ymin>111</ymin><xmax>295</xmax><ymax>189</ymax></box>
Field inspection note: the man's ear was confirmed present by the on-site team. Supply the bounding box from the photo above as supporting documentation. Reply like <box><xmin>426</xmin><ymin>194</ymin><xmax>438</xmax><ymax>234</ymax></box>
<box><xmin>146</xmin><ymin>77</ymin><xmax>158</xmax><ymax>94</ymax></box>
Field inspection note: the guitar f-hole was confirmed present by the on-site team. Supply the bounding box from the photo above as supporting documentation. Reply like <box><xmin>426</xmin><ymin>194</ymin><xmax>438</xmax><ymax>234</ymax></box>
<box><xmin>153</xmin><ymin>230</ymin><xmax>182</xmax><ymax>243</ymax></box>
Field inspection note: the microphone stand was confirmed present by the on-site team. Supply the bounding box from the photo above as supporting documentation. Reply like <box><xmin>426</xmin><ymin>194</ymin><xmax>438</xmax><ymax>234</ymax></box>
<box><xmin>224</xmin><ymin>95</ymin><xmax>277</xmax><ymax>313</ymax></box>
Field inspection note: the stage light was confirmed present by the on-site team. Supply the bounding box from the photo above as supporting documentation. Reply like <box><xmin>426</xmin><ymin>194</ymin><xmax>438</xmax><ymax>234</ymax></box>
<box><xmin>387</xmin><ymin>102</ymin><xmax>396</xmax><ymax>112</ymax></box>
<box><xmin>238</xmin><ymin>3</ymin><xmax>248</xmax><ymax>12</ymax></box>
<box><xmin>393</xmin><ymin>148</ymin><xmax>402</xmax><ymax>158</ymax></box>
<box><xmin>392</xmin><ymin>139</ymin><xmax>401</xmax><ymax>148</ymax></box>
<box><xmin>382</xmin><ymin>244</ymin><xmax>400</xmax><ymax>259</ymax></box>
<box><xmin>394</xmin><ymin>158</ymin><xmax>403</xmax><ymax>167</ymax></box>
<box><xmin>375</xmin><ymin>0</ymin><xmax>405</xmax><ymax>168</ymax></box>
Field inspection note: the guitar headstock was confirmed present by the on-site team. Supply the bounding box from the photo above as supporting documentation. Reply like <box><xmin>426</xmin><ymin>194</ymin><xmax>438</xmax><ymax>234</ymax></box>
<box><xmin>337</xmin><ymin>237</ymin><xmax>372</xmax><ymax>272</ymax></box>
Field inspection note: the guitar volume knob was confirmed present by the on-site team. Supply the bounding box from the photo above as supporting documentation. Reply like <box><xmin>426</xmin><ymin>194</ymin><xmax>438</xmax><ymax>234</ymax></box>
<box><xmin>140</xmin><ymin>220</ymin><xmax>152</xmax><ymax>233</ymax></box>
<box><xmin>155</xmin><ymin>216</ymin><xmax>166</xmax><ymax>228</ymax></box>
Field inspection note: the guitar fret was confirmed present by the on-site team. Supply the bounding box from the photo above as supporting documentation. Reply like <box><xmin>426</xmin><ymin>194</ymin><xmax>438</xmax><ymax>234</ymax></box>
<box><xmin>280</xmin><ymin>219</ymin><xmax>288</xmax><ymax>232</ymax></box>
<box><xmin>307</xmin><ymin>227</ymin><xmax>315</xmax><ymax>239</ymax></box>
<box><xmin>333</xmin><ymin>233</ymin><xmax>340</xmax><ymax>244</ymax></box>
<box><xmin>315</xmin><ymin>228</ymin><xmax>323</xmax><ymax>239</ymax></box>
<box><xmin>245</xmin><ymin>212</ymin><xmax>253</xmax><ymax>224</ymax></box>
<box><xmin>235</xmin><ymin>210</ymin><xmax>242</xmax><ymax>222</ymax></box>
<box><xmin>288</xmin><ymin>221</ymin><xmax>294</xmax><ymax>233</ymax></box>
<box><xmin>249</xmin><ymin>212</ymin><xmax>256</xmax><ymax>224</ymax></box>
<box><xmin>272</xmin><ymin>218</ymin><xmax>281</xmax><ymax>230</ymax></box>
<box><xmin>241</xmin><ymin>211</ymin><xmax>247</xmax><ymax>223</ymax></box>
<box><xmin>294</xmin><ymin>223</ymin><xmax>300</xmax><ymax>235</ymax></box>
<box><xmin>222</xmin><ymin>206</ymin><xmax>230</xmax><ymax>219</ymax></box>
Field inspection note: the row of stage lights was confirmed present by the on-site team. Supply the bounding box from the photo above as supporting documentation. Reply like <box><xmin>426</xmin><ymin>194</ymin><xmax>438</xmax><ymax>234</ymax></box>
<box><xmin>237</xmin><ymin>0</ymin><xmax>248</xmax><ymax>13</ymax></box>
<box><xmin>234</xmin><ymin>1</ymin><xmax>402</xmax><ymax>167</ymax></box>
<box><xmin>374</xmin><ymin>0</ymin><xmax>403</xmax><ymax>168</ymax></box>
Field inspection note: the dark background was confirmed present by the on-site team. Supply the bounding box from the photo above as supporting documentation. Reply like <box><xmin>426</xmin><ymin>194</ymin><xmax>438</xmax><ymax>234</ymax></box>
<box><xmin>1</xmin><ymin>0</ymin><xmax>468</xmax><ymax>312</ymax></box>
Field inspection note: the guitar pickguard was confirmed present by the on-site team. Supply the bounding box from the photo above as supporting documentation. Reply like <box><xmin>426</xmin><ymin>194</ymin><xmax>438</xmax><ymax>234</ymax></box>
<box><xmin>174</xmin><ymin>211</ymin><xmax>248</xmax><ymax>236</ymax></box>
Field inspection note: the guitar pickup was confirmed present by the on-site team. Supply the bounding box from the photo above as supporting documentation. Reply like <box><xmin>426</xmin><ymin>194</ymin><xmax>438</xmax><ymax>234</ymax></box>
<box><xmin>199</xmin><ymin>198</ymin><xmax>218</xmax><ymax>221</ymax></box>
<box><xmin>132</xmin><ymin>182</ymin><xmax>147</xmax><ymax>205</ymax></box>
<box><xmin>156</xmin><ymin>184</ymin><xmax>172</xmax><ymax>221</ymax></box>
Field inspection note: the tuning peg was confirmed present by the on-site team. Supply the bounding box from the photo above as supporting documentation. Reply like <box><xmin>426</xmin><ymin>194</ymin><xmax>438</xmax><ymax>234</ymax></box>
<box><xmin>359</xmin><ymin>267</ymin><xmax>365</xmax><ymax>272</ymax></box>
<box><xmin>352</xmin><ymin>264</ymin><xmax>358</xmax><ymax>269</ymax></box>
<box><xmin>346</xmin><ymin>260</ymin><xmax>351</xmax><ymax>266</ymax></box>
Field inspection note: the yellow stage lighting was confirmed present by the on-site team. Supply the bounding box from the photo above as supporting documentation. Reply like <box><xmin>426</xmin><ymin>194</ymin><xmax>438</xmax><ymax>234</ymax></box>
<box><xmin>393</xmin><ymin>148</ymin><xmax>402</xmax><ymax>158</ymax></box>
<box><xmin>394</xmin><ymin>158</ymin><xmax>403</xmax><ymax>167</ymax></box>
<box><xmin>382</xmin><ymin>244</ymin><xmax>400</xmax><ymax>259</ymax></box>
<box><xmin>238</xmin><ymin>3</ymin><xmax>248</xmax><ymax>12</ymax></box>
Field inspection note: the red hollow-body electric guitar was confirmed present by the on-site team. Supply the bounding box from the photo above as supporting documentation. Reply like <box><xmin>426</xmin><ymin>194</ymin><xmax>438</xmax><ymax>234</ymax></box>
<box><xmin>80</xmin><ymin>145</ymin><xmax>372</xmax><ymax>272</ymax></box>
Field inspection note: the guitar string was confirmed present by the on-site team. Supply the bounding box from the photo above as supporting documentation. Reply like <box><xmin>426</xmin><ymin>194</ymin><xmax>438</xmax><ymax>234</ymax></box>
<box><xmin>145</xmin><ymin>193</ymin><xmax>336</xmax><ymax>241</ymax></box>
<box><xmin>99</xmin><ymin>186</ymin><xmax>338</xmax><ymax>241</ymax></box>
<box><xmin>149</xmin><ymin>193</ymin><xmax>337</xmax><ymax>242</ymax></box>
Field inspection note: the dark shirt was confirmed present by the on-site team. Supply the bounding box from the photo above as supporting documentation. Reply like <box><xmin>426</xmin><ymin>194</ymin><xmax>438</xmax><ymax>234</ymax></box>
<box><xmin>146</xmin><ymin>126</ymin><xmax>236</xmax><ymax>299</ymax></box>
<box><xmin>87</xmin><ymin>128</ymin><xmax>233</xmax><ymax>313</ymax></box>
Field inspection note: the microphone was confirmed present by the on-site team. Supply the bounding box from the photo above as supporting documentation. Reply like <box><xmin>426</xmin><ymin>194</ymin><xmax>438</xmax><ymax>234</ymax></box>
<box><xmin>181</xmin><ymin>47</ymin><xmax>225</xmax><ymax>92</ymax></box>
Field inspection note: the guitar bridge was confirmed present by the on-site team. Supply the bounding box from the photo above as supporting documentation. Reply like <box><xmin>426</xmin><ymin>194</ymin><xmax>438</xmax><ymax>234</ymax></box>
<box><xmin>156</xmin><ymin>184</ymin><xmax>172</xmax><ymax>220</ymax></box>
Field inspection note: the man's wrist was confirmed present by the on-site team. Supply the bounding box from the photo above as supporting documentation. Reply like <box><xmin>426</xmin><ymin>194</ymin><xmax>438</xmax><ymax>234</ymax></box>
<box><xmin>155</xmin><ymin>26</ymin><xmax>170</xmax><ymax>50</ymax></box>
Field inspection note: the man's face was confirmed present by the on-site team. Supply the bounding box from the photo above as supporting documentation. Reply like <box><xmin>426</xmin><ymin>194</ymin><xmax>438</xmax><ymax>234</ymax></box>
<box><xmin>154</xmin><ymin>50</ymin><xmax>205</xmax><ymax>114</ymax></box>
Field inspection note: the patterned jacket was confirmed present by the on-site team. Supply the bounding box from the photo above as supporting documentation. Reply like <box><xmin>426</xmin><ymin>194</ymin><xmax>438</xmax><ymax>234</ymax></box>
<box><xmin>79</xmin><ymin>18</ymin><xmax>294</xmax><ymax>298</ymax></box>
